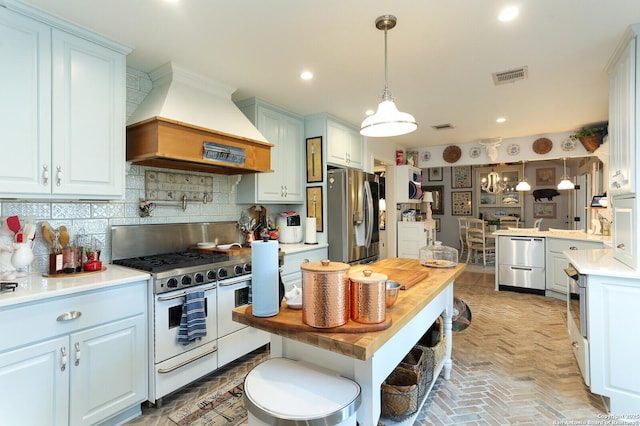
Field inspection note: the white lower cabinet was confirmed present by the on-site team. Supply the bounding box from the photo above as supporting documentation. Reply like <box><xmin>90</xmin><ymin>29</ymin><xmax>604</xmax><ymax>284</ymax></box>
<box><xmin>397</xmin><ymin>222</ymin><xmax>432</xmax><ymax>259</ymax></box>
<box><xmin>281</xmin><ymin>246</ymin><xmax>328</xmax><ymax>289</ymax></box>
<box><xmin>588</xmin><ymin>275</ymin><xmax>640</xmax><ymax>414</ymax></box>
<box><xmin>545</xmin><ymin>238</ymin><xmax>603</xmax><ymax>296</ymax></box>
<box><xmin>0</xmin><ymin>281</ymin><xmax>148</xmax><ymax>426</ymax></box>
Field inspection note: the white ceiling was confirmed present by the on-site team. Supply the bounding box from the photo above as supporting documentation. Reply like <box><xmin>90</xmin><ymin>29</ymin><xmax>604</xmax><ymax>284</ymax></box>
<box><xmin>20</xmin><ymin>0</ymin><xmax>640</xmax><ymax>148</ymax></box>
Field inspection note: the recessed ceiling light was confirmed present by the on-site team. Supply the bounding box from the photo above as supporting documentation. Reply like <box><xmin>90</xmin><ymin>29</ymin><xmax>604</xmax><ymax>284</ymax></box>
<box><xmin>498</xmin><ymin>6</ymin><xmax>519</xmax><ymax>22</ymax></box>
<box><xmin>496</xmin><ymin>117</ymin><xmax>507</xmax><ymax>123</ymax></box>
<box><xmin>300</xmin><ymin>71</ymin><xmax>313</xmax><ymax>80</ymax></box>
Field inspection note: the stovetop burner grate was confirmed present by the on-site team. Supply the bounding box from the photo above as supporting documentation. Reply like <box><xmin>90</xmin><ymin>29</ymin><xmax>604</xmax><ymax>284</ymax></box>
<box><xmin>113</xmin><ymin>251</ymin><xmax>231</xmax><ymax>273</ymax></box>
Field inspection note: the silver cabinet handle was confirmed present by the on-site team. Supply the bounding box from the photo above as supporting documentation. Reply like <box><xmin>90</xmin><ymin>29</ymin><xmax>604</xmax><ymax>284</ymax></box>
<box><xmin>56</xmin><ymin>166</ymin><xmax>63</xmax><ymax>186</ymax></box>
<box><xmin>158</xmin><ymin>345</ymin><xmax>217</xmax><ymax>374</ymax></box>
<box><xmin>617</xmin><ymin>243</ymin><xmax>626</xmax><ymax>250</ymax></box>
<box><xmin>74</xmin><ymin>342</ymin><xmax>81</xmax><ymax>366</ymax></box>
<box><xmin>43</xmin><ymin>165</ymin><xmax>49</xmax><ymax>185</ymax></box>
<box><xmin>571</xmin><ymin>341</ymin><xmax>579</xmax><ymax>349</ymax></box>
<box><xmin>569</xmin><ymin>246</ymin><xmax>578</xmax><ymax>250</ymax></box>
<box><xmin>61</xmin><ymin>347</ymin><xmax>67</xmax><ymax>371</ymax></box>
<box><xmin>57</xmin><ymin>311</ymin><xmax>82</xmax><ymax>321</ymax></box>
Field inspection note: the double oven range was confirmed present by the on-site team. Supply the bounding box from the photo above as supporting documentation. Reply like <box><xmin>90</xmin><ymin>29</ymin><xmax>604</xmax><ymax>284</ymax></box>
<box><xmin>112</xmin><ymin>222</ymin><xmax>277</xmax><ymax>406</ymax></box>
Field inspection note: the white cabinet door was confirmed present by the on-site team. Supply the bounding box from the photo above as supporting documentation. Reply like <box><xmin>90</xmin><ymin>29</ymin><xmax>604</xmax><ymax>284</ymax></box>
<box><xmin>70</xmin><ymin>314</ymin><xmax>147</xmax><ymax>426</ymax></box>
<box><xmin>237</xmin><ymin>99</ymin><xmax>304</xmax><ymax>203</ymax></box>
<box><xmin>397</xmin><ymin>222</ymin><xmax>427</xmax><ymax>259</ymax></box>
<box><xmin>327</xmin><ymin>120</ymin><xmax>363</xmax><ymax>169</ymax></box>
<box><xmin>0</xmin><ymin>8</ymin><xmax>51</xmax><ymax>196</ymax></box>
<box><xmin>545</xmin><ymin>238</ymin><xmax>603</xmax><ymax>295</ymax></box>
<box><xmin>608</xmin><ymin>36</ymin><xmax>636</xmax><ymax>196</ymax></box>
<box><xmin>0</xmin><ymin>336</ymin><xmax>68</xmax><ymax>425</ymax></box>
<box><xmin>612</xmin><ymin>196</ymin><xmax>636</xmax><ymax>269</ymax></box>
<box><xmin>51</xmin><ymin>29</ymin><xmax>126</xmax><ymax>198</ymax></box>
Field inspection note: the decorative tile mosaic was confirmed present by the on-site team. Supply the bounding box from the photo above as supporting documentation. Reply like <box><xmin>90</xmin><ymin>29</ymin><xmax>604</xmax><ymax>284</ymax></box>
<box><xmin>145</xmin><ymin>171</ymin><xmax>214</xmax><ymax>203</ymax></box>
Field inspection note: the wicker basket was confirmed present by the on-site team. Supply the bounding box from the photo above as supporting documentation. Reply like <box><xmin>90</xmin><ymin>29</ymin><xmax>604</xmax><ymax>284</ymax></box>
<box><xmin>399</xmin><ymin>346</ymin><xmax>424</xmax><ymax>375</ymax></box>
<box><xmin>381</xmin><ymin>367</ymin><xmax>421</xmax><ymax>418</ymax></box>
<box><xmin>417</xmin><ymin>317</ymin><xmax>446</xmax><ymax>380</ymax></box>
<box><xmin>578</xmin><ymin>135</ymin><xmax>602</xmax><ymax>153</ymax></box>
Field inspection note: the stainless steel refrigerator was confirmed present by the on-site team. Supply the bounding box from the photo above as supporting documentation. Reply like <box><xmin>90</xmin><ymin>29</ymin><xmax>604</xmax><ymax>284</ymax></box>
<box><xmin>327</xmin><ymin>168</ymin><xmax>380</xmax><ymax>264</ymax></box>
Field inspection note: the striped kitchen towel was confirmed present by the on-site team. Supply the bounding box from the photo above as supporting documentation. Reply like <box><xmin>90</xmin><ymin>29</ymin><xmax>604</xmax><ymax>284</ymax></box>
<box><xmin>176</xmin><ymin>290</ymin><xmax>207</xmax><ymax>345</ymax></box>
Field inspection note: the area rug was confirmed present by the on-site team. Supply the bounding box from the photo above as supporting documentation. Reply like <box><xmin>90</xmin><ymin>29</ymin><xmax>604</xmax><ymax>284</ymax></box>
<box><xmin>169</xmin><ymin>377</ymin><xmax>248</xmax><ymax>426</ymax></box>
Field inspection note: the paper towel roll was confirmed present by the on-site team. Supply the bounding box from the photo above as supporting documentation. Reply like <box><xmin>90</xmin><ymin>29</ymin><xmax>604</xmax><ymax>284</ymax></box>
<box><xmin>251</xmin><ymin>240</ymin><xmax>279</xmax><ymax>317</ymax></box>
<box><xmin>305</xmin><ymin>217</ymin><xmax>317</xmax><ymax>244</ymax></box>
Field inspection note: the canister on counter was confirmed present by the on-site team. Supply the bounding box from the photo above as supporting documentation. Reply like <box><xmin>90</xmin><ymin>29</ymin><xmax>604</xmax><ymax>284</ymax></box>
<box><xmin>350</xmin><ymin>269</ymin><xmax>387</xmax><ymax>324</ymax></box>
<box><xmin>300</xmin><ymin>260</ymin><xmax>350</xmax><ymax>328</ymax></box>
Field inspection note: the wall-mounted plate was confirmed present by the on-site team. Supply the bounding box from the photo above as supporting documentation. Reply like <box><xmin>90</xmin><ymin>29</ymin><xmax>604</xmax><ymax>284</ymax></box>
<box><xmin>507</xmin><ymin>144</ymin><xmax>520</xmax><ymax>155</ymax></box>
<box><xmin>469</xmin><ymin>147</ymin><xmax>481</xmax><ymax>158</ymax></box>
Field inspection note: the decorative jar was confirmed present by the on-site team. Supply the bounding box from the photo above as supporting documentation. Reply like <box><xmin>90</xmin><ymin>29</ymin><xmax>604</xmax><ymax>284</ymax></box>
<box><xmin>419</xmin><ymin>241</ymin><xmax>458</xmax><ymax>268</ymax></box>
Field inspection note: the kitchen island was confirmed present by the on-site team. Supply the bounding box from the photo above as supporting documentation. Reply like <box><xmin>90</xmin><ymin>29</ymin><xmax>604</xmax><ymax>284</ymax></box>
<box><xmin>233</xmin><ymin>257</ymin><xmax>465</xmax><ymax>425</ymax></box>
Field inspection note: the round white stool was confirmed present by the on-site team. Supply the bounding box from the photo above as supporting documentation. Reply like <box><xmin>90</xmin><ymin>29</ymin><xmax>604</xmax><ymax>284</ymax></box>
<box><xmin>243</xmin><ymin>358</ymin><xmax>361</xmax><ymax>425</ymax></box>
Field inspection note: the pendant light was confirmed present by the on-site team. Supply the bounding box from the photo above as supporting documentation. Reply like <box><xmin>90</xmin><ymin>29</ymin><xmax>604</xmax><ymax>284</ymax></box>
<box><xmin>360</xmin><ymin>15</ymin><xmax>417</xmax><ymax>138</ymax></box>
<box><xmin>557</xmin><ymin>157</ymin><xmax>575</xmax><ymax>190</ymax></box>
<box><xmin>515</xmin><ymin>160</ymin><xmax>531</xmax><ymax>191</ymax></box>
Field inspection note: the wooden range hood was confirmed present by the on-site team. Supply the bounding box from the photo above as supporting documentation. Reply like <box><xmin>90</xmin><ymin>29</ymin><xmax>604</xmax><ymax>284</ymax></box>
<box><xmin>126</xmin><ymin>117</ymin><xmax>273</xmax><ymax>175</ymax></box>
<box><xmin>126</xmin><ymin>62</ymin><xmax>273</xmax><ymax>175</ymax></box>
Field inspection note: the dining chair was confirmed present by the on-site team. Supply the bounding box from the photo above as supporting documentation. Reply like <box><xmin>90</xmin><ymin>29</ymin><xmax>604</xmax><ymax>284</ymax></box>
<box><xmin>457</xmin><ymin>217</ymin><xmax>469</xmax><ymax>259</ymax></box>
<box><xmin>499</xmin><ymin>215</ymin><xmax>520</xmax><ymax>229</ymax></box>
<box><xmin>466</xmin><ymin>218</ymin><xmax>496</xmax><ymax>265</ymax></box>
<box><xmin>533</xmin><ymin>218</ymin><xmax>543</xmax><ymax>230</ymax></box>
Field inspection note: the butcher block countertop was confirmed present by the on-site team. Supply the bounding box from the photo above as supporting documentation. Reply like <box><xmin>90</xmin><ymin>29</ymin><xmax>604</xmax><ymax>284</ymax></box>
<box><xmin>232</xmin><ymin>257</ymin><xmax>465</xmax><ymax>361</ymax></box>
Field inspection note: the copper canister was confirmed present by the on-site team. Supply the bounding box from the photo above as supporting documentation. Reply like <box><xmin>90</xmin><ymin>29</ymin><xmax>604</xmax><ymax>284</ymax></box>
<box><xmin>350</xmin><ymin>269</ymin><xmax>388</xmax><ymax>324</ymax></box>
<box><xmin>300</xmin><ymin>260</ymin><xmax>350</xmax><ymax>328</ymax></box>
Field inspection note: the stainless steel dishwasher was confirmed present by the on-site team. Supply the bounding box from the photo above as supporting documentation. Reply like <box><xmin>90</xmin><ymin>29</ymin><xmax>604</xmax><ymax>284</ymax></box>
<box><xmin>497</xmin><ymin>236</ymin><xmax>546</xmax><ymax>294</ymax></box>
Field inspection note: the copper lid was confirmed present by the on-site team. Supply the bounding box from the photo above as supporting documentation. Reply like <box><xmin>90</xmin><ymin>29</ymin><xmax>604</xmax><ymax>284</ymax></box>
<box><xmin>300</xmin><ymin>259</ymin><xmax>350</xmax><ymax>273</ymax></box>
<box><xmin>350</xmin><ymin>269</ymin><xmax>388</xmax><ymax>284</ymax></box>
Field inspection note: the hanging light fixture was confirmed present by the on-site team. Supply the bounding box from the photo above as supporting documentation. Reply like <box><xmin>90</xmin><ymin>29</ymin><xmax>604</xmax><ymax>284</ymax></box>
<box><xmin>557</xmin><ymin>157</ymin><xmax>575</xmax><ymax>190</ymax></box>
<box><xmin>515</xmin><ymin>160</ymin><xmax>531</xmax><ymax>191</ymax></box>
<box><xmin>481</xmin><ymin>169</ymin><xmax>508</xmax><ymax>194</ymax></box>
<box><xmin>360</xmin><ymin>15</ymin><xmax>417</xmax><ymax>138</ymax></box>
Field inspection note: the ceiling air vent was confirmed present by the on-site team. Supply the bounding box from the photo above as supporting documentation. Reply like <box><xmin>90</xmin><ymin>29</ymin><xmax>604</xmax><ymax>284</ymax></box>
<box><xmin>492</xmin><ymin>66</ymin><xmax>528</xmax><ymax>85</ymax></box>
<box><xmin>432</xmin><ymin>123</ymin><xmax>454</xmax><ymax>130</ymax></box>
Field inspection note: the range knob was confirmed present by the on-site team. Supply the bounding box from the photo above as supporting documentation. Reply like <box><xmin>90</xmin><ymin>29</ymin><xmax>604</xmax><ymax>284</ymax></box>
<box><xmin>166</xmin><ymin>278</ymin><xmax>178</xmax><ymax>288</ymax></box>
<box><xmin>234</xmin><ymin>265</ymin><xmax>243</xmax><ymax>275</ymax></box>
<box><xmin>181</xmin><ymin>275</ymin><xmax>192</xmax><ymax>285</ymax></box>
<box><xmin>244</xmin><ymin>263</ymin><xmax>252</xmax><ymax>273</ymax></box>
<box><xmin>218</xmin><ymin>268</ymin><xmax>228</xmax><ymax>279</ymax></box>
<box><xmin>207</xmin><ymin>270</ymin><xmax>216</xmax><ymax>281</ymax></box>
<box><xmin>194</xmin><ymin>272</ymin><xmax>204</xmax><ymax>283</ymax></box>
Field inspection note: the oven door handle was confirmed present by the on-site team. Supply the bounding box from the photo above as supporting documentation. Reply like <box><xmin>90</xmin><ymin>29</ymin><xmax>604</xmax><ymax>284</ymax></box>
<box><xmin>157</xmin><ymin>345</ymin><xmax>218</xmax><ymax>374</ymax></box>
<box><xmin>156</xmin><ymin>284</ymin><xmax>217</xmax><ymax>301</ymax></box>
<box><xmin>218</xmin><ymin>275</ymin><xmax>251</xmax><ymax>287</ymax></box>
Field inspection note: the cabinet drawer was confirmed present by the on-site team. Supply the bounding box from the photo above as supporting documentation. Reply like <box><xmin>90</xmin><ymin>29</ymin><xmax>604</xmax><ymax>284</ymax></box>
<box><xmin>0</xmin><ymin>281</ymin><xmax>147</xmax><ymax>352</ymax></box>
<box><xmin>498</xmin><ymin>265</ymin><xmax>545</xmax><ymax>290</ymax></box>
<box><xmin>612</xmin><ymin>196</ymin><xmax>637</xmax><ymax>269</ymax></box>
<box><xmin>547</xmin><ymin>238</ymin><xmax>602</xmax><ymax>253</ymax></box>
<box><xmin>281</xmin><ymin>247</ymin><xmax>327</xmax><ymax>276</ymax></box>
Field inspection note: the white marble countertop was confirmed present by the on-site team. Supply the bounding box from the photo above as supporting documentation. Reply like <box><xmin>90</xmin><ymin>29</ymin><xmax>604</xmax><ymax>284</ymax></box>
<box><xmin>0</xmin><ymin>265</ymin><xmax>150</xmax><ymax>308</ymax></box>
<box><xmin>277</xmin><ymin>242</ymin><xmax>328</xmax><ymax>255</ymax></box>
<box><xmin>563</xmin><ymin>248</ymin><xmax>639</xmax><ymax>279</ymax></box>
<box><xmin>493</xmin><ymin>229</ymin><xmax>611</xmax><ymax>243</ymax></box>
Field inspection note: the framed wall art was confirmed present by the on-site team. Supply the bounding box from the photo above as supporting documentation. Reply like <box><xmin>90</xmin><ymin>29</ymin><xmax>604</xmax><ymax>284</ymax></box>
<box><xmin>428</xmin><ymin>167</ymin><xmax>443</xmax><ymax>182</ymax></box>
<box><xmin>535</xmin><ymin>168</ymin><xmax>556</xmax><ymax>186</ymax></box>
<box><xmin>534</xmin><ymin>202</ymin><xmax>556</xmax><ymax>219</ymax></box>
<box><xmin>451</xmin><ymin>165</ymin><xmax>472</xmax><ymax>188</ymax></box>
<box><xmin>306</xmin><ymin>137</ymin><xmax>323</xmax><ymax>183</ymax></box>
<box><xmin>306</xmin><ymin>186</ymin><xmax>324</xmax><ymax>231</ymax></box>
<box><xmin>424</xmin><ymin>185</ymin><xmax>444</xmax><ymax>215</ymax></box>
<box><xmin>452</xmin><ymin>191</ymin><xmax>473</xmax><ymax>216</ymax></box>
<box><xmin>434</xmin><ymin>218</ymin><xmax>441</xmax><ymax>232</ymax></box>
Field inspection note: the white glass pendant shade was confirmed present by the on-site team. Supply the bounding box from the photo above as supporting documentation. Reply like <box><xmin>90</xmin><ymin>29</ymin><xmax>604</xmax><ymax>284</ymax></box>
<box><xmin>515</xmin><ymin>179</ymin><xmax>531</xmax><ymax>192</ymax></box>
<box><xmin>361</xmin><ymin>100</ymin><xmax>417</xmax><ymax>137</ymax></box>
<box><xmin>557</xmin><ymin>158</ymin><xmax>575</xmax><ymax>190</ymax></box>
<box><xmin>557</xmin><ymin>178</ymin><xmax>575</xmax><ymax>190</ymax></box>
<box><xmin>361</xmin><ymin>15</ymin><xmax>417</xmax><ymax>138</ymax></box>
<box><xmin>516</xmin><ymin>160</ymin><xmax>530</xmax><ymax>191</ymax></box>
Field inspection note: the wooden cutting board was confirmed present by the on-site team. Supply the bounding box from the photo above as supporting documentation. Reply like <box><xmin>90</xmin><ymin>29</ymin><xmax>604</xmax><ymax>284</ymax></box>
<box><xmin>241</xmin><ymin>305</ymin><xmax>392</xmax><ymax>333</ymax></box>
<box><xmin>350</xmin><ymin>264</ymin><xmax>430</xmax><ymax>290</ymax></box>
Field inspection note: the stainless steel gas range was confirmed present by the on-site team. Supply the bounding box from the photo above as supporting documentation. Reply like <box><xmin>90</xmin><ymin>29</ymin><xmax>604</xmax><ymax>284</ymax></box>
<box><xmin>111</xmin><ymin>222</ymin><xmax>278</xmax><ymax>406</ymax></box>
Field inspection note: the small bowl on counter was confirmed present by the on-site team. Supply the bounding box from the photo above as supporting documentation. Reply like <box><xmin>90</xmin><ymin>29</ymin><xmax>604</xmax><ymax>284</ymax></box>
<box><xmin>386</xmin><ymin>280</ymin><xmax>401</xmax><ymax>307</ymax></box>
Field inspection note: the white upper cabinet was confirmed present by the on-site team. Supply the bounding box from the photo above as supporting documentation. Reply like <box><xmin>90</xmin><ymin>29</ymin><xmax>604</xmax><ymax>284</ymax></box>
<box><xmin>326</xmin><ymin>119</ymin><xmax>363</xmax><ymax>169</ymax></box>
<box><xmin>235</xmin><ymin>98</ymin><xmax>304</xmax><ymax>204</ymax></box>
<box><xmin>607</xmin><ymin>30</ymin><xmax>637</xmax><ymax>196</ymax></box>
<box><xmin>0</xmin><ymin>4</ymin><xmax>130</xmax><ymax>199</ymax></box>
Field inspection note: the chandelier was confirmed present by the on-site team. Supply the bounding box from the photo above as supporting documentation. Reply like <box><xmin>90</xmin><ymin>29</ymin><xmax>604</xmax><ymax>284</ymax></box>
<box><xmin>481</xmin><ymin>169</ymin><xmax>508</xmax><ymax>194</ymax></box>
<box><xmin>360</xmin><ymin>15</ymin><xmax>417</xmax><ymax>138</ymax></box>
